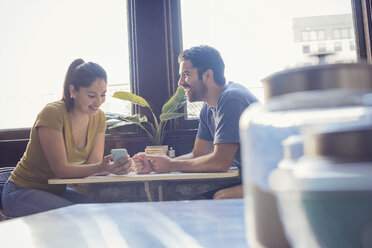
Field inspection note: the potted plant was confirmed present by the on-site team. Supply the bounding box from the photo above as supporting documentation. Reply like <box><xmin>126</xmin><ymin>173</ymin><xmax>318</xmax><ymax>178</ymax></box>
<box><xmin>107</xmin><ymin>86</ymin><xmax>187</xmax><ymax>151</ymax></box>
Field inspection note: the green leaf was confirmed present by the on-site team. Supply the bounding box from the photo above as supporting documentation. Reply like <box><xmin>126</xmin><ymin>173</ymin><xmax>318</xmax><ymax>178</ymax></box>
<box><xmin>108</xmin><ymin>114</ymin><xmax>148</xmax><ymax>129</ymax></box>
<box><xmin>108</xmin><ymin>121</ymin><xmax>131</xmax><ymax>129</ymax></box>
<box><xmin>109</xmin><ymin>114</ymin><xmax>156</xmax><ymax>144</ymax></box>
<box><xmin>119</xmin><ymin>114</ymin><xmax>148</xmax><ymax>124</ymax></box>
<box><xmin>159</xmin><ymin>112</ymin><xmax>187</xmax><ymax>121</ymax></box>
<box><xmin>113</xmin><ymin>91</ymin><xmax>151</xmax><ymax>108</ymax></box>
<box><xmin>112</xmin><ymin>87</ymin><xmax>186</xmax><ymax>145</ymax></box>
<box><xmin>161</xmin><ymin>86</ymin><xmax>187</xmax><ymax>114</ymax></box>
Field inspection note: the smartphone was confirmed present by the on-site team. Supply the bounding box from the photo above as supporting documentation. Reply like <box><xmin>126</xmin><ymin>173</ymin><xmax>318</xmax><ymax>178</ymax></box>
<box><xmin>111</xmin><ymin>148</ymin><xmax>128</xmax><ymax>166</ymax></box>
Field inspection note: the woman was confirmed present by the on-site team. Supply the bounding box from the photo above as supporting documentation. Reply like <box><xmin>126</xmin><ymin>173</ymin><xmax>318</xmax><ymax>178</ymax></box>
<box><xmin>1</xmin><ymin>59</ymin><xmax>132</xmax><ymax>217</ymax></box>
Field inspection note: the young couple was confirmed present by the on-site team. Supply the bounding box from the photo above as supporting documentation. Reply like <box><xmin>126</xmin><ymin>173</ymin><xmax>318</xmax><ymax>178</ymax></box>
<box><xmin>2</xmin><ymin>45</ymin><xmax>258</xmax><ymax>218</ymax></box>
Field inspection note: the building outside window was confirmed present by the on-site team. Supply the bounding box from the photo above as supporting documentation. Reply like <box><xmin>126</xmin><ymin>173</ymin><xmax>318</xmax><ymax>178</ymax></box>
<box><xmin>301</xmin><ymin>31</ymin><xmax>310</xmax><ymax>41</ymax></box>
<box><xmin>349</xmin><ymin>27</ymin><xmax>355</xmax><ymax>38</ymax></box>
<box><xmin>317</xmin><ymin>30</ymin><xmax>326</xmax><ymax>40</ymax></box>
<box><xmin>301</xmin><ymin>30</ymin><xmax>325</xmax><ymax>41</ymax></box>
<box><xmin>318</xmin><ymin>43</ymin><xmax>327</xmax><ymax>52</ymax></box>
<box><xmin>293</xmin><ymin>13</ymin><xmax>356</xmax><ymax>66</ymax></box>
<box><xmin>334</xmin><ymin>42</ymin><xmax>343</xmax><ymax>51</ymax></box>
<box><xmin>333</xmin><ymin>29</ymin><xmax>341</xmax><ymax>39</ymax></box>
<box><xmin>350</xmin><ymin>40</ymin><xmax>356</xmax><ymax>50</ymax></box>
<box><xmin>302</xmin><ymin>44</ymin><xmax>311</xmax><ymax>54</ymax></box>
<box><xmin>309</xmin><ymin>30</ymin><xmax>318</xmax><ymax>41</ymax></box>
<box><xmin>341</xmin><ymin>28</ymin><xmax>350</xmax><ymax>38</ymax></box>
<box><xmin>333</xmin><ymin>27</ymin><xmax>354</xmax><ymax>39</ymax></box>
<box><xmin>0</xmin><ymin>0</ymin><xmax>130</xmax><ymax>129</ymax></box>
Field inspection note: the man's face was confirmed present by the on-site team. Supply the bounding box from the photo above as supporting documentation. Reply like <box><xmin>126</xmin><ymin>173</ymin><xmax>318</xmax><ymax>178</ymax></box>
<box><xmin>178</xmin><ymin>60</ymin><xmax>207</xmax><ymax>102</ymax></box>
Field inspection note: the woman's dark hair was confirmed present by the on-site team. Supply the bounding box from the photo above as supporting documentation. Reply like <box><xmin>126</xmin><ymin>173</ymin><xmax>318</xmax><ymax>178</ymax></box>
<box><xmin>62</xmin><ymin>59</ymin><xmax>107</xmax><ymax>111</ymax></box>
<box><xmin>178</xmin><ymin>45</ymin><xmax>226</xmax><ymax>86</ymax></box>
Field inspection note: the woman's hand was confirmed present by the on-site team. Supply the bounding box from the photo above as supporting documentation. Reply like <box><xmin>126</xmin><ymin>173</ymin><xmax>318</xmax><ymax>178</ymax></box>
<box><xmin>132</xmin><ymin>153</ymin><xmax>154</xmax><ymax>174</ymax></box>
<box><xmin>101</xmin><ymin>154</ymin><xmax>133</xmax><ymax>175</ymax></box>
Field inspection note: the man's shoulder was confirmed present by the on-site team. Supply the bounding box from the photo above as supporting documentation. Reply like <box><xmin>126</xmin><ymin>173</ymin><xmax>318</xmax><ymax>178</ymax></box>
<box><xmin>220</xmin><ymin>82</ymin><xmax>258</xmax><ymax>103</ymax></box>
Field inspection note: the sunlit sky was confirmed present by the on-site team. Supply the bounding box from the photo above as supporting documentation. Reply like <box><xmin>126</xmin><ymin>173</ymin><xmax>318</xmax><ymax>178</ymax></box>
<box><xmin>0</xmin><ymin>0</ymin><xmax>353</xmax><ymax>128</ymax></box>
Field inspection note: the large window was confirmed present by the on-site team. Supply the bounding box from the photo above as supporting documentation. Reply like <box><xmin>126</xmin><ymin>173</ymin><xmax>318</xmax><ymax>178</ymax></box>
<box><xmin>0</xmin><ymin>0</ymin><xmax>130</xmax><ymax>129</ymax></box>
<box><xmin>180</xmin><ymin>0</ymin><xmax>356</xmax><ymax>114</ymax></box>
<box><xmin>0</xmin><ymin>0</ymin><xmax>366</xmax><ymax>132</ymax></box>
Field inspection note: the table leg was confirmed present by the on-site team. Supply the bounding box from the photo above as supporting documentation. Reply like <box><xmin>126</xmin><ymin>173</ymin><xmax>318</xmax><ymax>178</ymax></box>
<box><xmin>144</xmin><ymin>181</ymin><xmax>167</xmax><ymax>201</ymax></box>
<box><xmin>144</xmin><ymin>181</ymin><xmax>153</xmax><ymax>202</ymax></box>
<box><xmin>158</xmin><ymin>181</ymin><xmax>167</xmax><ymax>201</ymax></box>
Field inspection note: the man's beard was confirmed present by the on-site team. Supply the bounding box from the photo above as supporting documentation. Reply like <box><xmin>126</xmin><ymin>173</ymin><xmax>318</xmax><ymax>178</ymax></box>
<box><xmin>188</xmin><ymin>79</ymin><xmax>208</xmax><ymax>102</ymax></box>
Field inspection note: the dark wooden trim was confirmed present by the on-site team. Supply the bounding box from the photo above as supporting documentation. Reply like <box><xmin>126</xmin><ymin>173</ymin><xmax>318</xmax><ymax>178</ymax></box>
<box><xmin>127</xmin><ymin>0</ymin><xmax>178</xmax><ymax>122</ymax></box>
<box><xmin>365</xmin><ymin>0</ymin><xmax>372</xmax><ymax>62</ymax></box>
<box><xmin>127</xmin><ymin>0</ymin><xmax>137</xmax><ymax>96</ymax></box>
<box><xmin>163</xmin><ymin>0</ymin><xmax>183</xmax><ymax>130</ymax></box>
<box><xmin>127</xmin><ymin>0</ymin><xmax>198</xmax><ymax>131</ymax></box>
<box><xmin>0</xmin><ymin>128</ymin><xmax>31</xmax><ymax>140</ymax></box>
<box><xmin>353</xmin><ymin>0</ymin><xmax>367</xmax><ymax>61</ymax></box>
<box><xmin>353</xmin><ymin>0</ymin><xmax>372</xmax><ymax>62</ymax></box>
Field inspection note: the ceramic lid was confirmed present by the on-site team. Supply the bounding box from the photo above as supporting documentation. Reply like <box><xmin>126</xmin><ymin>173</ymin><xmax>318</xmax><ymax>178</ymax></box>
<box><xmin>304</xmin><ymin>124</ymin><xmax>372</xmax><ymax>162</ymax></box>
<box><xmin>271</xmin><ymin>124</ymin><xmax>372</xmax><ymax>192</ymax></box>
<box><xmin>282</xmin><ymin>135</ymin><xmax>304</xmax><ymax>160</ymax></box>
<box><xmin>262</xmin><ymin>62</ymin><xmax>372</xmax><ymax>100</ymax></box>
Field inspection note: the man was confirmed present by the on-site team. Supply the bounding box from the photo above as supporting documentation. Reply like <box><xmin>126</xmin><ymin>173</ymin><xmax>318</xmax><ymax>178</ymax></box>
<box><xmin>133</xmin><ymin>45</ymin><xmax>258</xmax><ymax>199</ymax></box>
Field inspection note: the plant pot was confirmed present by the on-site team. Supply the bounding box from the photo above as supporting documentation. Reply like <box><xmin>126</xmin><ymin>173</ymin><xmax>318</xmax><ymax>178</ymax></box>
<box><xmin>145</xmin><ymin>145</ymin><xmax>168</xmax><ymax>155</ymax></box>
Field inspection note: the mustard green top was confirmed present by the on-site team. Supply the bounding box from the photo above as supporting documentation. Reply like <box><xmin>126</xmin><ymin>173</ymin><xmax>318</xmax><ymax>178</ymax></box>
<box><xmin>10</xmin><ymin>100</ymin><xmax>106</xmax><ymax>194</ymax></box>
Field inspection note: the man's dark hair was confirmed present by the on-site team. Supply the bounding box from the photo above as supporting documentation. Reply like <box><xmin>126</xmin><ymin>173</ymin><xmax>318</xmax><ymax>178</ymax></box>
<box><xmin>178</xmin><ymin>45</ymin><xmax>226</xmax><ymax>86</ymax></box>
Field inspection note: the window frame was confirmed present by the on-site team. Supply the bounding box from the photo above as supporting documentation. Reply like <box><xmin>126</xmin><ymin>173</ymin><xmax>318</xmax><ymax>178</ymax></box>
<box><xmin>1</xmin><ymin>0</ymin><xmax>371</xmax><ymax>137</ymax></box>
<box><xmin>127</xmin><ymin>0</ymin><xmax>198</xmax><ymax>131</ymax></box>
<box><xmin>352</xmin><ymin>0</ymin><xmax>372</xmax><ymax>62</ymax></box>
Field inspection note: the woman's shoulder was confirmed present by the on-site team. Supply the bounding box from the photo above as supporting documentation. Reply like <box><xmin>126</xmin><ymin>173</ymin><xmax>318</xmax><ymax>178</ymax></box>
<box><xmin>34</xmin><ymin>100</ymin><xmax>67</xmax><ymax>130</ymax></box>
<box><xmin>41</xmin><ymin>100</ymin><xmax>67</xmax><ymax>114</ymax></box>
<box><xmin>37</xmin><ymin>100</ymin><xmax>67</xmax><ymax>122</ymax></box>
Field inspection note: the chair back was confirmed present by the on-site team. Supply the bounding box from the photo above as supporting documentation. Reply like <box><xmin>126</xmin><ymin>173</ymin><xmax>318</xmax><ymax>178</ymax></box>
<box><xmin>0</xmin><ymin>167</ymin><xmax>14</xmax><ymax>209</ymax></box>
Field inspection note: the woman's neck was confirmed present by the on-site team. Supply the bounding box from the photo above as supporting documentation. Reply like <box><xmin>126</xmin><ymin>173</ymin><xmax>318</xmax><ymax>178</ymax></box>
<box><xmin>69</xmin><ymin>108</ymin><xmax>89</xmax><ymax>124</ymax></box>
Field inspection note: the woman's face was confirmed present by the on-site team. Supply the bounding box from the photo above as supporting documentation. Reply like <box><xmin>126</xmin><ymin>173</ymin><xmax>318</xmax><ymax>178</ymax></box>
<box><xmin>70</xmin><ymin>78</ymin><xmax>107</xmax><ymax>115</ymax></box>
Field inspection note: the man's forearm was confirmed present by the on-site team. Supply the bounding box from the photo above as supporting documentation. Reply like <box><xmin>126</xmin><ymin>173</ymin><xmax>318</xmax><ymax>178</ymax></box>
<box><xmin>152</xmin><ymin>143</ymin><xmax>237</xmax><ymax>174</ymax></box>
<box><xmin>174</xmin><ymin>152</ymin><xmax>195</xmax><ymax>160</ymax></box>
<box><xmin>170</xmin><ymin>153</ymin><xmax>230</xmax><ymax>173</ymax></box>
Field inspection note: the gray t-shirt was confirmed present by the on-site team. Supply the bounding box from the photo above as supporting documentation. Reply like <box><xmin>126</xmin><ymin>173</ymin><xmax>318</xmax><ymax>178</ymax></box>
<box><xmin>196</xmin><ymin>82</ymin><xmax>259</xmax><ymax>169</ymax></box>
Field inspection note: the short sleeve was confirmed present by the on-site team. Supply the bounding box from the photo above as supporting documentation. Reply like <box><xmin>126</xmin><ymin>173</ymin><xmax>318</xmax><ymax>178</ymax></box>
<box><xmin>34</xmin><ymin>103</ymin><xmax>64</xmax><ymax>132</ymax></box>
<box><xmin>98</xmin><ymin>110</ymin><xmax>107</xmax><ymax>133</ymax></box>
<box><xmin>196</xmin><ymin>104</ymin><xmax>214</xmax><ymax>141</ymax></box>
<box><xmin>214</xmin><ymin>98</ymin><xmax>248</xmax><ymax>144</ymax></box>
